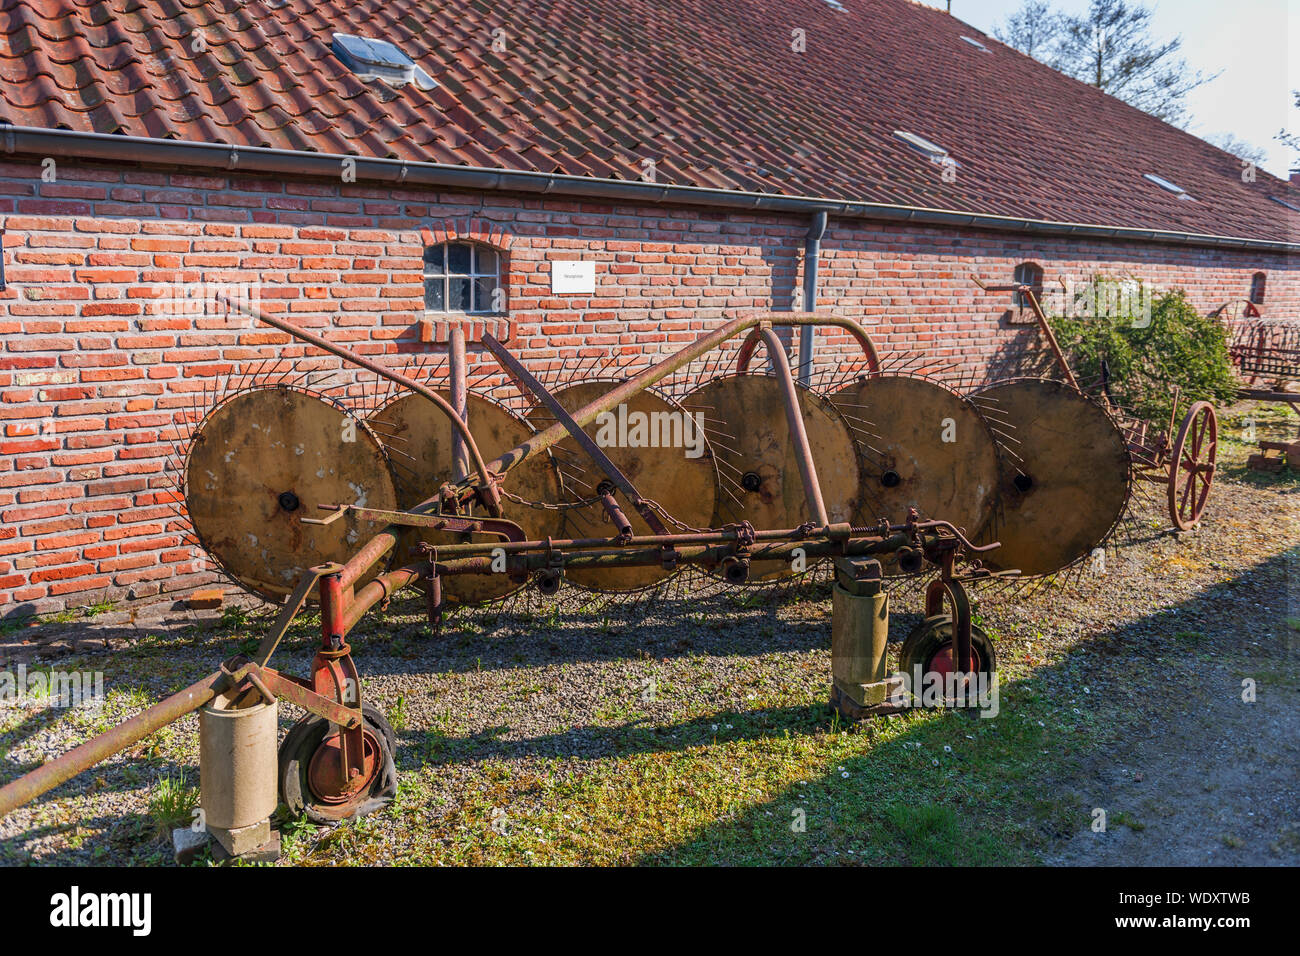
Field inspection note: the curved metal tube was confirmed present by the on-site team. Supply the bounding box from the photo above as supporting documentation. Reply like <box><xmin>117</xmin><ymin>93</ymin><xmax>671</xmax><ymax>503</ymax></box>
<box><xmin>216</xmin><ymin>294</ymin><xmax>500</xmax><ymax>511</ymax></box>
<box><xmin>337</xmin><ymin>310</ymin><xmax>881</xmax><ymax>619</ymax></box>
<box><xmin>735</xmin><ymin>313</ymin><xmax>881</xmax><ymax>374</ymax></box>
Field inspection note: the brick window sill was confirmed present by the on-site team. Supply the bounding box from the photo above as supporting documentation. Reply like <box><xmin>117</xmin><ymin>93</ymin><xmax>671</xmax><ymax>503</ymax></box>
<box><xmin>419</xmin><ymin>313</ymin><xmax>513</xmax><ymax>344</ymax></box>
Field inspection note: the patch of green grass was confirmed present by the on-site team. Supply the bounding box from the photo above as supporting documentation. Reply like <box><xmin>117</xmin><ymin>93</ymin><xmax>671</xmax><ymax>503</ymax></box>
<box><xmin>389</xmin><ymin>695</ymin><xmax>409</xmax><ymax>732</ymax></box>
<box><xmin>883</xmin><ymin>802</ymin><xmax>1014</xmax><ymax>865</ymax></box>
<box><xmin>147</xmin><ymin>773</ymin><xmax>200</xmax><ymax>838</ymax></box>
<box><xmin>1113</xmin><ymin>811</ymin><xmax>1146</xmax><ymax>832</ymax></box>
<box><xmin>84</xmin><ymin>599</ymin><xmax>116</xmax><ymax>619</ymax></box>
<box><xmin>219</xmin><ymin>605</ymin><xmax>251</xmax><ymax>631</ymax></box>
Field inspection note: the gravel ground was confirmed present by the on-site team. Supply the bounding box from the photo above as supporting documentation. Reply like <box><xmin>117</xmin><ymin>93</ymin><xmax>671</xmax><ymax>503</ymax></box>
<box><xmin>0</xmin><ymin>400</ymin><xmax>1296</xmax><ymax>866</ymax></box>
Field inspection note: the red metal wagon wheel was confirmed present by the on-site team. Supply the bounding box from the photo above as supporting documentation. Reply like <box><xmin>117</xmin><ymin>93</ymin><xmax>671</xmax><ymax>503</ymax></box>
<box><xmin>1168</xmin><ymin>402</ymin><xmax>1217</xmax><ymax>531</ymax></box>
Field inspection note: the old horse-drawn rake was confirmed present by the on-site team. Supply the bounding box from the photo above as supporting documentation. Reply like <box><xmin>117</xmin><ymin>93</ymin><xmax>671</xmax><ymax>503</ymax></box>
<box><xmin>0</xmin><ymin>301</ymin><xmax>1160</xmax><ymax>828</ymax></box>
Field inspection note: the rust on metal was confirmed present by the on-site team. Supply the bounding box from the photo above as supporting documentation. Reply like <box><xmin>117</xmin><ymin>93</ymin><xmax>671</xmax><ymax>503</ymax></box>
<box><xmin>185</xmin><ymin>386</ymin><xmax>398</xmax><ymax>601</ymax></box>
<box><xmin>523</xmin><ymin>379</ymin><xmax>719</xmax><ymax>592</ymax></box>
<box><xmin>829</xmin><ymin>374</ymin><xmax>1001</xmax><ymax>569</ymax></box>
<box><xmin>975</xmin><ymin>378</ymin><xmax>1132</xmax><ymax>577</ymax></box>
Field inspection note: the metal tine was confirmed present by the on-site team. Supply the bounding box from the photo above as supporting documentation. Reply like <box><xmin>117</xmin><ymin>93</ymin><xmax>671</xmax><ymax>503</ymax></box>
<box><xmin>700</xmin><ymin>429</ymin><xmax>743</xmax><ymax>452</ymax></box>
<box><xmin>712</xmin><ymin>459</ymin><xmax>747</xmax><ymax>481</ymax></box>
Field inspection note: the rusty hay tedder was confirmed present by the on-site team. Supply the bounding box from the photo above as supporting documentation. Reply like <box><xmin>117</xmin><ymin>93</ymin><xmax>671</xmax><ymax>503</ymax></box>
<box><xmin>0</xmin><ymin>291</ymin><xmax>1218</xmax><ymax>833</ymax></box>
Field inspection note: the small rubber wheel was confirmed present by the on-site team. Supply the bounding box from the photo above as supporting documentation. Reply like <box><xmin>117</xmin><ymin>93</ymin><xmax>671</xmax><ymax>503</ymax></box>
<box><xmin>898</xmin><ymin>614</ymin><xmax>997</xmax><ymax>704</ymax></box>
<box><xmin>279</xmin><ymin>702</ymin><xmax>398</xmax><ymax>824</ymax></box>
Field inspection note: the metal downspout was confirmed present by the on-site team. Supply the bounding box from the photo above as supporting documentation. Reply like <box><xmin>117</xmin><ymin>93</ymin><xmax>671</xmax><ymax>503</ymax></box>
<box><xmin>797</xmin><ymin>210</ymin><xmax>828</xmax><ymax>385</ymax></box>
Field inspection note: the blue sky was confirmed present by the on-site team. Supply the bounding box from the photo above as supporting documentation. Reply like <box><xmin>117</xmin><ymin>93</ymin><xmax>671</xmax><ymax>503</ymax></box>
<box><xmin>946</xmin><ymin>0</ymin><xmax>1297</xmax><ymax>178</ymax></box>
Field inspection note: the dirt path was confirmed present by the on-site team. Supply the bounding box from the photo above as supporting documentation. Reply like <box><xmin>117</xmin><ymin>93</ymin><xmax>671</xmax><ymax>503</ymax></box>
<box><xmin>1049</xmin><ymin>660</ymin><xmax>1300</xmax><ymax>865</ymax></box>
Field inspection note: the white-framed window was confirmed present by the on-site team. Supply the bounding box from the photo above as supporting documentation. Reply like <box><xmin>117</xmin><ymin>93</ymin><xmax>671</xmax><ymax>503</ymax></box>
<box><xmin>423</xmin><ymin>242</ymin><xmax>504</xmax><ymax>314</ymax></box>
<box><xmin>893</xmin><ymin>130</ymin><xmax>959</xmax><ymax>168</ymax></box>
<box><xmin>1143</xmin><ymin>173</ymin><xmax>1194</xmax><ymax>201</ymax></box>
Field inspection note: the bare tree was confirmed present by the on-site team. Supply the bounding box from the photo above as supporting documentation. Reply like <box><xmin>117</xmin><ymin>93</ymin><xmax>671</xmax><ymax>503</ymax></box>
<box><xmin>1275</xmin><ymin>90</ymin><xmax>1300</xmax><ymax>154</ymax></box>
<box><xmin>992</xmin><ymin>1</ymin><xmax>1063</xmax><ymax>61</ymax></box>
<box><xmin>995</xmin><ymin>0</ymin><xmax>1216</xmax><ymax>127</ymax></box>
<box><xmin>1204</xmin><ymin>134</ymin><xmax>1267</xmax><ymax>167</ymax></box>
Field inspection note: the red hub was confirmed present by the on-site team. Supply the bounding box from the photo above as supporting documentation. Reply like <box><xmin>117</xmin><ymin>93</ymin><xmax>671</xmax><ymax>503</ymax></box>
<box><xmin>306</xmin><ymin>728</ymin><xmax>382</xmax><ymax>808</ymax></box>
<box><xmin>925</xmin><ymin>641</ymin><xmax>985</xmax><ymax>679</ymax></box>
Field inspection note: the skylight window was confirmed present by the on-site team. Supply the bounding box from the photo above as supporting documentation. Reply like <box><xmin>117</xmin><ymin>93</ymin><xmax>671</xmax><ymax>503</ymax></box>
<box><xmin>822</xmin><ymin>0</ymin><xmax>847</xmax><ymax>10</ymax></box>
<box><xmin>332</xmin><ymin>34</ymin><xmax>437</xmax><ymax>91</ymax></box>
<box><xmin>1269</xmin><ymin>195</ymin><xmax>1300</xmax><ymax>213</ymax></box>
<box><xmin>1143</xmin><ymin>173</ymin><xmax>1194</xmax><ymax>201</ymax></box>
<box><xmin>893</xmin><ymin>130</ymin><xmax>959</xmax><ymax>167</ymax></box>
<box><xmin>960</xmin><ymin>36</ymin><xmax>991</xmax><ymax>52</ymax></box>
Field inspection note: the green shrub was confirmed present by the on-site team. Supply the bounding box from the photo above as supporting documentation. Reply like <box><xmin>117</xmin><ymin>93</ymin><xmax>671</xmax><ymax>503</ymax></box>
<box><xmin>1048</xmin><ymin>288</ymin><xmax>1238</xmax><ymax>426</ymax></box>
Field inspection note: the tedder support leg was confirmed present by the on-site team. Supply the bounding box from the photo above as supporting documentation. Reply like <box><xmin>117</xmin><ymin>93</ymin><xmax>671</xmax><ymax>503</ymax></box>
<box><xmin>829</xmin><ymin>557</ymin><xmax>904</xmax><ymax>719</ymax></box>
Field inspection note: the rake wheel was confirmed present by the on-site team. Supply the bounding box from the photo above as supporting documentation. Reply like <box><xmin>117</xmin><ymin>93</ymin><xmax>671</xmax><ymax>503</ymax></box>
<box><xmin>525</xmin><ymin>379</ymin><xmax>719</xmax><ymax>593</ymax></box>
<box><xmin>974</xmin><ymin>378</ymin><xmax>1132</xmax><ymax>577</ymax></box>
<box><xmin>685</xmin><ymin>373</ymin><xmax>862</xmax><ymax>582</ymax></box>
<box><xmin>368</xmin><ymin>391</ymin><xmax>565</xmax><ymax>605</ymax></box>
<box><xmin>184</xmin><ymin>385</ymin><xmax>399</xmax><ymax>601</ymax></box>
<box><xmin>1167</xmin><ymin>401</ymin><xmax>1217</xmax><ymax>531</ymax></box>
<box><xmin>828</xmin><ymin>373</ymin><xmax>1001</xmax><ymax>573</ymax></box>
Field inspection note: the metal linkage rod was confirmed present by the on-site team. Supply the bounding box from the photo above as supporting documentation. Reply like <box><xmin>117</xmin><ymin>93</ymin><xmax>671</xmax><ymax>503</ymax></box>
<box><xmin>758</xmin><ymin>325</ymin><xmax>829</xmax><ymax>525</ymax></box>
<box><xmin>971</xmin><ymin>278</ymin><xmax>1079</xmax><ymax>391</ymax></box>
<box><xmin>337</xmin><ymin>312</ymin><xmax>881</xmax><ymax>629</ymax></box>
<box><xmin>216</xmin><ymin>293</ymin><xmax>500</xmax><ymax>513</ymax></box>
<box><xmin>0</xmin><ymin>670</ymin><xmax>229</xmax><ymax>818</ymax></box>
<box><xmin>479</xmin><ymin>334</ymin><xmax>672</xmax><ymax>536</ymax></box>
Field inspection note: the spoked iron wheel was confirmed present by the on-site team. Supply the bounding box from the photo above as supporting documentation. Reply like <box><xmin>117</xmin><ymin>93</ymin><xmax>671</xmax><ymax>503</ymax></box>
<box><xmin>1167</xmin><ymin>401</ymin><xmax>1217</xmax><ymax>531</ymax></box>
<box><xmin>279</xmin><ymin>702</ymin><xmax>397</xmax><ymax>824</ymax></box>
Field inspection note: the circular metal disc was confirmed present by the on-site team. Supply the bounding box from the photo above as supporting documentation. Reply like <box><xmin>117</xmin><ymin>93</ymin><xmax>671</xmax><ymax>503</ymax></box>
<box><xmin>369</xmin><ymin>392</ymin><xmax>565</xmax><ymax>605</ymax></box>
<box><xmin>685</xmin><ymin>373</ymin><xmax>862</xmax><ymax>581</ymax></box>
<box><xmin>525</xmin><ymin>381</ymin><xmax>719</xmax><ymax>592</ymax></box>
<box><xmin>185</xmin><ymin>386</ymin><xmax>399</xmax><ymax>601</ymax></box>
<box><xmin>975</xmin><ymin>378</ymin><xmax>1132</xmax><ymax>577</ymax></box>
<box><xmin>829</xmin><ymin>375</ymin><xmax>1001</xmax><ymax>571</ymax></box>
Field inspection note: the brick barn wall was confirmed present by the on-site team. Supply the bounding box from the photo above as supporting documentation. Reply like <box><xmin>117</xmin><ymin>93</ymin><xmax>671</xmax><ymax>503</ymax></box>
<box><xmin>0</xmin><ymin>156</ymin><xmax>1295</xmax><ymax>615</ymax></box>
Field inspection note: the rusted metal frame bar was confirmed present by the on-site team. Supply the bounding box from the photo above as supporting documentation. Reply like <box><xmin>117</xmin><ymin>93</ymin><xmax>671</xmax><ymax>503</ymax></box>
<box><xmin>478</xmin><ymin>332</ymin><xmax>674</xmax><ymax>538</ymax></box>
<box><xmin>217</xmin><ymin>294</ymin><xmax>501</xmax><ymax>515</ymax></box>
<box><xmin>972</xmin><ymin>277</ymin><xmax>1080</xmax><ymax>391</ymax></box>
<box><xmin>317</xmin><ymin>568</ymin><xmax>366</xmax><ymax>785</ymax></box>
<box><xmin>735</xmin><ymin>316</ymin><xmax>881</xmax><ymax>374</ymax></box>
<box><xmin>340</xmin><ymin>520</ymin><xmax>987</xmax><ymax>635</ymax></box>
<box><xmin>758</xmin><ymin>325</ymin><xmax>829</xmax><ymax>525</ymax></box>
<box><xmin>307</xmin><ymin>504</ymin><xmax>527</xmax><ymax>542</ymax></box>
<box><xmin>449</xmin><ymin>325</ymin><xmax>470</xmax><ymax>482</ymax></box>
<box><xmin>598</xmin><ymin>492</ymin><xmax>633</xmax><ymax>539</ymax></box>
<box><xmin>239</xmin><ymin>664</ymin><xmax>362</xmax><ymax>728</ymax></box>
<box><xmin>252</xmin><ymin>564</ymin><xmax>326</xmax><ymax>667</ymax></box>
<box><xmin>335</xmin><ymin>313</ymin><xmax>879</xmax><ymax>623</ymax></box>
<box><xmin>0</xmin><ymin>669</ymin><xmax>231</xmax><ymax>818</ymax></box>
<box><xmin>475</xmin><ymin>314</ymin><xmax>879</xmax><ymax>479</ymax></box>
<box><xmin>404</xmin><ymin>517</ymin><xmax>995</xmax><ymax>557</ymax></box>
<box><xmin>400</xmin><ymin>532</ymin><xmax>924</xmax><ymax>578</ymax></box>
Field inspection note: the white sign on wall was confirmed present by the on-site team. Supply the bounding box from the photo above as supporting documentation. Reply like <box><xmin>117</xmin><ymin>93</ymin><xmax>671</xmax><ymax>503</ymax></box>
<box><xmin>551</xmin><ymin>260</ymin><xmax>596</xmax><ymax>295</ymax></box>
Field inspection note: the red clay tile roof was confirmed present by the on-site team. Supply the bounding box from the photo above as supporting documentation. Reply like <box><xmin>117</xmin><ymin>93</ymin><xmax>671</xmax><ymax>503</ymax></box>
<box><xmin>0</xmin><ymin>0</ymin><xmax>1295</xmax><ymax>243</ymax></box>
